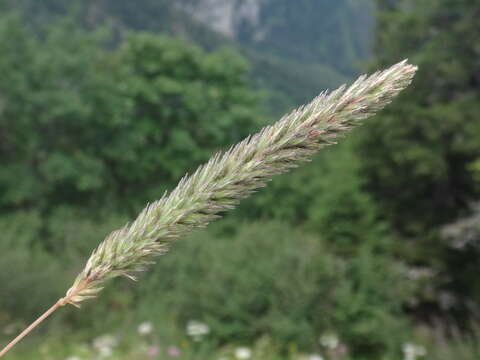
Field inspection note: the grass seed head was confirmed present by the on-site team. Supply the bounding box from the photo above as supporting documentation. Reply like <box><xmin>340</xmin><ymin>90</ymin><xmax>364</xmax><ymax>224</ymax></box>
<box><xmin>66</xmin><ymin>60</ymin><xmax>417</xmax><ymax>306</ymax></box>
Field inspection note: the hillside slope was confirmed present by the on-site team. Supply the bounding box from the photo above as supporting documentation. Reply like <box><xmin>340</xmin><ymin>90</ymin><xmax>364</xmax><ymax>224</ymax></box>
<box><xmin>6</xmin><ymin>0</ymin><xmax>375</xmax><ymax>113</ymax></box>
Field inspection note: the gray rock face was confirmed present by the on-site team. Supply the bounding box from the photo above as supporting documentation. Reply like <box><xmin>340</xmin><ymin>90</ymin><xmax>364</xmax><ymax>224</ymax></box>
<box><xmin>185</xmin><ymin>0</ymin><xmax>262</xmax><ymax>38</ymax></box>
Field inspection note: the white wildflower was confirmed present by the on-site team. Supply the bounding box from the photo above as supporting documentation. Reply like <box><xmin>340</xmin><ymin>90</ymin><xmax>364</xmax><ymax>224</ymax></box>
<box><xmin>235</xmin><ymin>347</ymin><xmax>252</xmax><ymax>359</ymax></box>
<box><xmin>186</xmin><ymin>320</ymin><xmax>210</xmax><ymax>341</ymax></box>
<box><xmin>98</xmin><ymin>346</ymin><xmax>113</xmax><ymax>358</ymax></box>
<box><xmin>403</xmin><ymin>342</ymin><xmax>427</xmax><ymax>360</ymax></box>
<box><xmin>138</xmin><ymin>321</ymin><xmax>154</xmax><ymax>335</ymax></box>
<box><xmin>93</xmin><ymin>334</ymin><xmax>117</xmax><ymax>358</ymax></box>
<box><xmin>319</xmin><ymin>333</ymin><xmax>339</xmax><ymax>349</ymax></box>
<box><xmin>93</xmin><ymin>334</ymin><xmax>117</xmax><ymax>349</ymax></box>
<box><xmin>308</xmin><ymin>354</ymin><xmax>324</xmax><ymax>360</ymax></box>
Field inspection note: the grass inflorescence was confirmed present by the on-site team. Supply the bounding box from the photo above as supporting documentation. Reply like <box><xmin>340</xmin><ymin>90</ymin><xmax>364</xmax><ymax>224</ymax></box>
<box><xmin>0</xmin><ymin>60</ymin><xmax>417</xmax><ymax>357</ymax></box>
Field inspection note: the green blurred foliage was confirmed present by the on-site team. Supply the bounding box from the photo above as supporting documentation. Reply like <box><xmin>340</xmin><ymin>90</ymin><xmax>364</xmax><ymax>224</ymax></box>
<box><xmin>0</xmin><ymin>213</ymin><xmax>416</xmax><ymax>359</ymax></box>
<box><xmin>126</xmin><ymin>221</ymin><xmax>413</xmax><ymax>357</ymax></box>
<box><xmin>0</xmin><ymin>14</ymin><xmax>131</xmax><ymax>211</ymax></box>
<box><xmin>107</xmin><ymin>221</ymin><xmax>415</xmax><ymax>359</ymax></box>
<box><xmin>1</xmin><ymin>0</ymin><xmax>480</xmax><ymax>358</ymax></box>
<box><xmin>238</xmin><ymin>0</ymin><xmax>374</xmax><ymax>75</ymax></box>
<box><xmin>0</xmin><ymin>209</ymin><xmax>127</xmax><ymax>321</ymax></box>
<box><xmin>0</xmin><ymin>15</ymin><xmax>261</xmax><ymax>213</ymax></box>
<box><xmin>355</xmin><ymin>0</ymin><xmax>480</xmax><ymax>318</ymax></box>
<box><xmin>4</xmin><ymin>0</ymin><xmax>369</xmax><ymax>115</ymax></box>
<box><xmin>238</xmin><ymin>139</ymin><xmax>389</xmax><ymax>254</ymax></box>
<box><xmin>111</xmin><ymin>33</ymin><xmax>262</xmax><ymax>208</ymax></box>
<box><xmin>0</xmin><ymin>211</ymin><xmax>63</xmax><ymax>319</ymax></box>
<box><xmin>359</xmin><ymin>0</ymin><xmax>480</xmax><ymax>234</ymax></box>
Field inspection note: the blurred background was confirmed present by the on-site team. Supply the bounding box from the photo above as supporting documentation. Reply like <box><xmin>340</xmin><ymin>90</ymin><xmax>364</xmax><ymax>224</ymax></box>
<box><xmin>0</xmin><ymin>0</ymin><xmax>479</xmax><ymax>359</ymax></box>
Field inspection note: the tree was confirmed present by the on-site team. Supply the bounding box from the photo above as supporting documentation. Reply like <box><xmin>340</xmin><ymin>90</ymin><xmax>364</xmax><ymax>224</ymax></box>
<box><xmin>356</xmin><ymin>0</ymin><xmax>480</xmax><ymax>317</ymax></box>
<box><xmin>0</xmin><ymin>14</ymin><xmax>261</xmax><ymax>214</ymax></box>
<box><xmin>0</xmin><ymin>14</ymin><xmax>127</xmax><ymax>211</ymax></box>
<box><xmin>359</xmin><ymin>0</ymin><xmax>480</xmax><ymax>234</ymax></box>
<box><xmin>109</xmin><ymin>33</ymin><xmax>262</xmax><ymax>208</ymax></box>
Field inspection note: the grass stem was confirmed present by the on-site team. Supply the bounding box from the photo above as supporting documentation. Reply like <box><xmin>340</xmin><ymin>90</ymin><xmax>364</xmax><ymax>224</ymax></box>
<box><xmin>0</xmin><ymin>299</ymin><xmax>63</xmax><ymax>357</ymax></box>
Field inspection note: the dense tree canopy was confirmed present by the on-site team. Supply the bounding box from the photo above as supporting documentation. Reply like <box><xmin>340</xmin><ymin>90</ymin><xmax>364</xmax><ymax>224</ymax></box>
<box><xmin>355</xmin><ymin>0</ymin><xmax>480</xmax><ymax>317</ymax></box>
<box><xmin>359</xmin><ymin>0</ymin><xmax>480</xmax><ymax>234</ymax></box>
<box><xmin>0</xmin><ymin>15</ymin><xmax>261</xmax><ymax>213</ymax></box>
